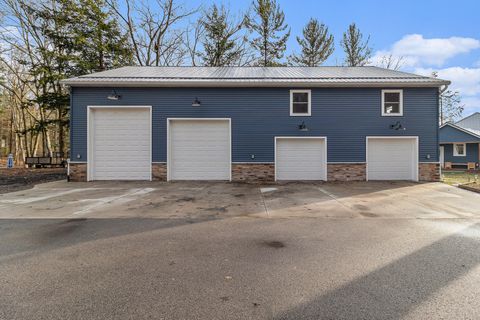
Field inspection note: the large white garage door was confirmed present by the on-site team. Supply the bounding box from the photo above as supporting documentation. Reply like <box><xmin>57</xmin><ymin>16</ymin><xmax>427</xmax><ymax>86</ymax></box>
<box><xmin>168</xmin><ymin>119</ymin><xmax>230</xmax><ymax>180</ymax></box>
<box><xmin>275</xmin><ymin>137</ymin><xmax>327</xmax><ymax>181</ymax></box>
<box><xmin>367</xmin><ymin>137</ymin><xmax>418</xmax><ymax>181</ymax></box>
<box><xmin>89</xmin><ymin>107</ymin><xmax>151</xmax><ymax>181</ymax></box>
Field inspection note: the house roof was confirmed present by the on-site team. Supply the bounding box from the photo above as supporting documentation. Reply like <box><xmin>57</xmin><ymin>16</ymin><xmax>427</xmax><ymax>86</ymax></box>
<box><xmin>61</xmin><ymin>66</ymin><xmax>450</xmax><ymax>87</ymax></box>
<box><xmin>440</xmin><ymin>122</ymin><xmax>480</xmax><ymax>141</ymax></box>
<box><xmin>455</xmin><ymin>112</ymin><xmax>480</xmax><ymax>130</ymax></box>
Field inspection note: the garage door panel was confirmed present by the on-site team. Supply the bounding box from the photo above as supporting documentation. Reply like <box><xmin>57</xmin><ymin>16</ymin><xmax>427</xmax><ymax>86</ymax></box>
<box><xmin>169</xmin><ymin>120</ymin><xmax>230</xmax><ymax>180</ymax></box>
<box><xmin>367</xmin><ymin>138</ymin><xmax>417</xmax><ymax>181</ymax></box>
<box><xmin>91</xmin><ymin>108</ymin><xmax>151</xmax><ymax>181</ymax></box>
<box><xmin>276</xmin><ymin>138</ymin><xmax>326</xmax><ymax>181</ymax></box>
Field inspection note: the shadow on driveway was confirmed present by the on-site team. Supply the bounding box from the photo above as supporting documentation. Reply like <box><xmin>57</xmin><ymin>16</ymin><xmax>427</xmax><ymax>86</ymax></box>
<box><xmin>0</xmin><ymin>217</ymin><xmax>219</xmax><ymax>260</ymax></box>
<box><xmin>276</xmin><ymin>223</ymin><xmax>480</xmax><ymax>320</ymax></box>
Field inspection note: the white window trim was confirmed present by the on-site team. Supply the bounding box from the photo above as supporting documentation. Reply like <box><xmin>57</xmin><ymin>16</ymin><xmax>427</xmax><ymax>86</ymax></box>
<box><xmin>290</xmin><ymin>89</ymin><xmax>311</xmax><ymax>116</ymax></box>
<box><xmin>381</xmin><ymin>89</ymin><xmax>403</xmax><ymax>117</ymax></box>
<box><xmin>453</xmin><ymin>143</ymin><xmax>466</xmax><ymax>156</ymax></box>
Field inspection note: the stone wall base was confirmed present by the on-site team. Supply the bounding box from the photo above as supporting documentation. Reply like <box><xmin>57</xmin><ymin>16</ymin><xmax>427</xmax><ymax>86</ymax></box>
<box><xmin>419</xmin><ymin>163</ymin><xmax>440</xmax><ymax>182</ymax></box>
<box><xmin>327</xmin><ymin>163</ymin><xmax>366</xmax><ymax>181</ymax></box>
<box><xmin>69</xmin><ymin>163</ymin><xmax>87</xmax><ymax>182</ymax></box>
<box><xmin>152</xmin><ymin>163</ymin><xmax>167</xmax><ymax>181</ymax></box>
<box><xmin>232</xmin><ymin>163</ymin><xmax>275</xmax><ymax>183</ymax></box>
<box><xmin>69</xmin><ymin>162</ymin><xmax>439</xmax><ymax>183</ymax></box>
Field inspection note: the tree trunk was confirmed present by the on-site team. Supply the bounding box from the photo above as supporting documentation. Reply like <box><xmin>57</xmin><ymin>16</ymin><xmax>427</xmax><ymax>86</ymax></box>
<box><xmin>8</xmin><ymin>108</ymin><xmax>14</xmax><ymax>154</ymax></box>
<box><xmin>45</xmin><ymin>129</ymin><xmax>53</xmax><ymax>156</ymax></box>
<box><xmin>58</xmin><ymin>121</ymin><xmax>64</xmax><ymax>156</ymax></box>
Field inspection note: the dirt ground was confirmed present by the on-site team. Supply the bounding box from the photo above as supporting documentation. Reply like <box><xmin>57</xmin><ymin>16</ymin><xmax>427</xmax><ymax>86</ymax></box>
<box><xmin>0</xmin><ymin>168</ymin><xmax>67</xmax><ymax>194</ymax></box>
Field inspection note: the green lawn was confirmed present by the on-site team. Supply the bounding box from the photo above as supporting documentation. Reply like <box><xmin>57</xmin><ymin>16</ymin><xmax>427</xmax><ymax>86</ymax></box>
<box><xmin>442</xmin><ymin>171</ymin><xmax>479</xmax><ymax>185</ymax></box>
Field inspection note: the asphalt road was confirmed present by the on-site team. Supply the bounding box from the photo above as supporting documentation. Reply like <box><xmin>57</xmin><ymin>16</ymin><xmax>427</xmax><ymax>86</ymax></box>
<box><xmin>1</xmin><ymin>216</ymin><xmax>479</xmax><ymax>320</ymax></box>
<box><xmin>1</xmin><ymin>181</ymin><xmax>479</xmax><ymax>319</ymax></box>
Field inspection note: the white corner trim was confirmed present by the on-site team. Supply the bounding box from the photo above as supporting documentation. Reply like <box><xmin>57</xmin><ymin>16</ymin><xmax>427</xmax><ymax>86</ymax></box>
<box><xmin>274</xmin><ymin>136</ymin><xmax>328</xmax><ymax>181</ymax></box>
<box><xmin>366</xmin><ymin>136</ymin><xmax>419</xmax><ymax>182</ymax></box>
<box><xmin>87</xmin><ymin>105</ymin><xmax>153</xmax><ymax>182</ymax></box>
<box><xmin>166</xmin><ymin>118</ymin><xmax>232</xmax><ymax>182</ymax></box>
<box><xmin>290</xmin><ymin>89</ymin><xmax>311</xmax><ymax>116</ymax></box>
<box><xmin>381</xmin><ymin>89</ymin><xmax>403</xmax><ymax>117</ymax></box>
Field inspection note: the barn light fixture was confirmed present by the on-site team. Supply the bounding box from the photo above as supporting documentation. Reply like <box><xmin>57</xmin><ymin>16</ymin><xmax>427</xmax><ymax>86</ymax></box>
<box><xmin>192</xmin><ymin>97</ymin><xmax>201</xmax><ymax>107</ymax></box>
<box><xmin>298</xmin><ymin>121</ymin><xmax>309</xmax><ymax>131</ymax></box>
<box><xmin>390</xmin><ymin>121</ymin><xmax>405</xmax><ymax>131</ymax></box>
<box><xmin>107</xmin><ymin>89</ymin><xmax>121</xmax><ymax>100</ymax></box>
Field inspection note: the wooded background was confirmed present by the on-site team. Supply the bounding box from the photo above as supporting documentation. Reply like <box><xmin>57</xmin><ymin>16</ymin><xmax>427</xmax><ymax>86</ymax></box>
<box><xmin>0</xmin><ymin>0</ymin><xmax>462</xmax><ymax>164</ymax></box>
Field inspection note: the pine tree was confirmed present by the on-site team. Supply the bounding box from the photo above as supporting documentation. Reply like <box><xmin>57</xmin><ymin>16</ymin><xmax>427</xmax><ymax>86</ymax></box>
<box><xmin>199</xmin><ymin>4</ymin><xmax>246</xmax><ymax>66</ymax></box>
<box><xmin>246</xmin><ymin>0</ymin><xmax>290</xmax><ymax>66</ymax></box>
<box><xmin>289</xmin><ymin>18</ymin><xmax>334</xmax><ymax>66</ymax></box>
<box><xmin>341</xmin><ymin>23</ymin><xmax>372</xmax><ymax>66</ymax></box>
<box><xmin>29</xmin><ymin>0</ymin><xmax>133</xmax><ymax>154</ymax></box>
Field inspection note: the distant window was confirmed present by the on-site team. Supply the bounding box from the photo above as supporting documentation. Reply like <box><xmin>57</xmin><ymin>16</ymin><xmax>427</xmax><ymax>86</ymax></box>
<box><xmin>453</xmin><ymin>143</ymin><xmax>466</xmax><ymax>156</ymax></box>
<box><xmin>382</xmin><ymin>90</ymin><xmax>403</xmax><ymax>116</ymax></box>
<box><xmin>290</xmin><ymin>90</ymin><xmax>311</xmax><ymax>116</ymax></box>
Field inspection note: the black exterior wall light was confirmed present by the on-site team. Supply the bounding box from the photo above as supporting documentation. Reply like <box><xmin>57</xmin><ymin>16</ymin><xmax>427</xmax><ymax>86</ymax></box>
<box><xmin>107</xmin><ymin>89</ymin><xmax>121</xmax><ymax>100</ymax></box>
<box><xmin>192</xmin><ymin>97</ymin><xmax>201</xmax><ymax>107</ymax></box>
<box><xmin>298</xmin><ymin>121</ymin><xmax>309</xmax><ymax>131</ymax></box>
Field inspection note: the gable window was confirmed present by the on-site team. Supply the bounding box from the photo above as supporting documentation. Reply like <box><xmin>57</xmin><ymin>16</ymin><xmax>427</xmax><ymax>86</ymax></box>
<box><xmin>290</xmin><ymin>90</ymin><xmax>311</xmax><ymax>116</ymax></box>
<box><xmin>381</xmin><ymin>89</ymin><xmax>403</xmax><ymax>116</ymax></box>
<box><xmin>453</xmin><ymin>143</ymin><xmax>466</xmax><ymax>156</ymax></box>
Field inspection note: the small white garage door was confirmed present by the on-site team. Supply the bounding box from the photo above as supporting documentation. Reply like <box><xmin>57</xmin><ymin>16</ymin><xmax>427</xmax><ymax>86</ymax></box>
<box><xmin>275</xmin><ymin>137</ymin><xmax>327</xmax><ymax>181</ymax></box>
<box><xmin>367</xmin><ymin>137</ymin><xmax>418</xmax><ymax>181</ymax></box>
<box><xmin>89</xmin><ymin>107</ymin><xmax>151</xmax><ymax>181</ymax></box>
<box><xmin>168</xmin><ymin>119</ymin><xmax>231</xmax><ymax>180</ymax></box>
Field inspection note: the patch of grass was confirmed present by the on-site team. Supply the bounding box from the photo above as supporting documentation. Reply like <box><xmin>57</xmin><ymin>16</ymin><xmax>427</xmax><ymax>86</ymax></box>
<box><xmin>442</xmin><ymin>171</ymin><xmax>479</xmax><ymax>185</ymax></box>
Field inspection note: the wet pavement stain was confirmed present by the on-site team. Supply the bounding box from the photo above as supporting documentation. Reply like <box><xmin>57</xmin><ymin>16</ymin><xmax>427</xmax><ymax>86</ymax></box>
<box><xmin>359</xmin><ymin>212</ymin><xmax>379</xmax><ymax>218</ymax></box>
<box><xmin>261</xmin><ymin>240</ymin><xmax>285</xmax><ymax>248</ymax></box>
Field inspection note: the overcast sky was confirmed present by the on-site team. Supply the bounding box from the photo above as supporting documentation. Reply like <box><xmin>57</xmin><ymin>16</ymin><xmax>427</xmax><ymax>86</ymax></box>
<box><xmin>181</xmin><ymin>0</ymin><xmax>480</xmax><ymax>114</ymax></box>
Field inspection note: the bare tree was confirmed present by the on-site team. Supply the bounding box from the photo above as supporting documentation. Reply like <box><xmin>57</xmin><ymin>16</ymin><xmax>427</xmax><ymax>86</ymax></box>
<box><xmin>377</xmin><ymin>54</ymin><xmax>404</xmax><ymax>70</ymax></box>
<box><xmin>106</xmin><ymin>0</ymin><xmax>197</xmax><ymax>66</ymax></box>
<box><xmin>431</xmin><ymin>72</ymin><xmax>465</xmax><ymax>125</ymax></box>
<box><xmin>440</xmin><ymin>90</ymin><xmax>464</xmax><ymax>125</ymax></box>
<box><xmin>184</xmin><ymin>22</ymin><xmax>204</xmax><ymax>66</ymax></box>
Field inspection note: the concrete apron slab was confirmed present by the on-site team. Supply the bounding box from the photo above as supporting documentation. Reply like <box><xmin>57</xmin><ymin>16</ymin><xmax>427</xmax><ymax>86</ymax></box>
<box><xmin>0</xmin><ymin>181</ymin><xmax>266</xmax><ymax>219</ymax></box>
<box><xmin>0</xmin><ymin>180</ymin><xmax>478</xmax><ymax>220</ymax></box>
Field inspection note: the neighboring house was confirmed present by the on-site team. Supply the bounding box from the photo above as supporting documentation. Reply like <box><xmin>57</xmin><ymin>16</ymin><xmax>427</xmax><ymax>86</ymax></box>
<box><xmin>455</xmin><ymin>112</ymin><xmax>480</xmax><ymax>130</ymax></box>
<box><xmin>439</xmin><ymin>114</ymin><xmax>480</xmax><ymax>169</ymax></box>
<box><xmin>62</xmin><ymin>66</ymin><xmax>449</xmax><ymax>183</ymax></box>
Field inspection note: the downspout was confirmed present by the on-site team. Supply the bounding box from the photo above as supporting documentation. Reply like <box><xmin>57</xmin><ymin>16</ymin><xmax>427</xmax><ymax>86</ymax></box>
<box><xmin>438</xmin><ymin>84</ymin><xmax>449</xmax><ymax>176</ymax></box>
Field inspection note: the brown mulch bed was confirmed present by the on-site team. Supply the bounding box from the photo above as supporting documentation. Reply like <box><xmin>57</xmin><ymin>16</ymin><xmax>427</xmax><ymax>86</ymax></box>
<box><xmin>0</xmin><ymin>168</ymin><xmax>67</xmax><ymax>194</ymax></box>
<box><xmin>458</xmin><ymin>182</ymin><xmax>480</xmax><ymax>194</ymax></box>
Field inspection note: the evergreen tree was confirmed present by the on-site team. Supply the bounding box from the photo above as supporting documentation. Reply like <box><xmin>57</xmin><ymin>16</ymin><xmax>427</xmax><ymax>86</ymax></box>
<box><xmin>246</xmin><ymin>0</ymin><xmax>290</xmax><ymax>66</ymax></box>
<box><xmin>199</xmin><ymin>4</ymin><xmax>246</xmax><ymax>66</ymax></box>
<box><xmin>289</xmin><ymin>18</ymin><xmax>334</xmax><ymax>66</ymax></box>
<box><xmin>24</xmin><ymin>0</ymin><xmax>133</xmax><ymax>154</ymax></box>
<box><xmin>341</xmin><ymin>23</ymin><xmax>372</xmax><ymax>66</ymax></box>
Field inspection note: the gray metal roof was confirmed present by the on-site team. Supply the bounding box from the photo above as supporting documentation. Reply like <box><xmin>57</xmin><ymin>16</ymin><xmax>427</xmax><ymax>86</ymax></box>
<box><xmin>62</xmin><ymin>66</ymin><xmax>450</xmax><ymax>87</ymax></box>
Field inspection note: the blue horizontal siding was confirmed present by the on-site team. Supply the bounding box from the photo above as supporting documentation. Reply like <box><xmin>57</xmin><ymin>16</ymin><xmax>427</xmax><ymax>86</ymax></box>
<box><xmin>70</xmin><ymin>87</ymin><xmax>439</xmax><ymax>163</ymax></box>
<box><xmin>439</xmin><ymin>125</ymin><xmax>480</xmax><ymax>143</ymax></box>
<box><xmin>441</xmin><ymin>143</ymin><xmax>479</xmax><ymax>163</ymax></box>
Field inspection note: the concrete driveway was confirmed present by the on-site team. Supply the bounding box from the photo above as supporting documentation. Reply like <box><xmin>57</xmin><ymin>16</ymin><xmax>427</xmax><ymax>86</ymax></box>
<box><xmin>0</xmin><ymin>181</ymin><xmax>479</xmax><ymax>319</ymax></box>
